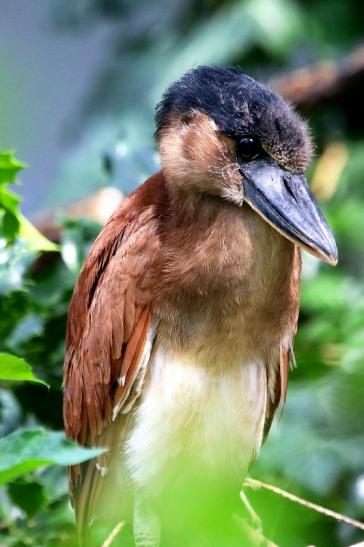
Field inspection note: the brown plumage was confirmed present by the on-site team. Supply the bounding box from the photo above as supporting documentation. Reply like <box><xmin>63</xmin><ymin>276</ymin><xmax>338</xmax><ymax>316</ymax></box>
<box><xmin>63</xmin><ymin>66</ymin><xmax>337</xmax><ymax>545</ymax></box>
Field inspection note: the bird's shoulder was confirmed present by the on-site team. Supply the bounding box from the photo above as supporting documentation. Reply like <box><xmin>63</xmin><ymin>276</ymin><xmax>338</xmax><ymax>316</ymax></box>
<box><xmin>64</xmin><ymin>171</ymin><xmax>167</xmax><ymax>444</ymax></box>
<box><xmin>63</xmin><ymin>172</ymin><xmax>169</xmax><ymax>530</ymax></box>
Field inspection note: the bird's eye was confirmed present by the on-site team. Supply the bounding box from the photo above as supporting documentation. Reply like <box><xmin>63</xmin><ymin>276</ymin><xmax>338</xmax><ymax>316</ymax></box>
<box><xmin>236</xmin><ymin>137</ymin><xmax>262</xmax><ymax>161</ymax></box>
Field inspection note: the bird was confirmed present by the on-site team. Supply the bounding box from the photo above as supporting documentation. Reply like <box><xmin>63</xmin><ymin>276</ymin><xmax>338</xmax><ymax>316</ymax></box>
<box><xmin>63</xmin><ymin>65</ymin><xmax>338</xmax><ymax>546</ymax></box>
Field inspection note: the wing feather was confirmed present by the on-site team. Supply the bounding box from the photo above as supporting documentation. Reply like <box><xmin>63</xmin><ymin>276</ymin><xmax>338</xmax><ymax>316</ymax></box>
<box><xmin>63</xmin><ymin>173</ymin><xmax>166</xmax><ymax>541</ymax></box>
<box><xmin>263</xmin><ymin>246</ymin><xmax>301</xmax><ymax>439</ymax></box>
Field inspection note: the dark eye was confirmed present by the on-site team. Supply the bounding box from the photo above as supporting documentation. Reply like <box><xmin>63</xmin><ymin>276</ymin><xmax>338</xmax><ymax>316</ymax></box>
<box><xmin>236</xmin><ymin>137</ymin><xmax>262</xmax><ymax>161</ymax></box>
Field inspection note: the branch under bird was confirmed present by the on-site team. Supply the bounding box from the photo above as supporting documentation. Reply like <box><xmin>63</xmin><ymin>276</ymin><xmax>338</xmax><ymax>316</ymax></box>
<box><xmin>63</xmin><ymin>65</ymin><xmax>338</xmax><ymax>546</ymax></box>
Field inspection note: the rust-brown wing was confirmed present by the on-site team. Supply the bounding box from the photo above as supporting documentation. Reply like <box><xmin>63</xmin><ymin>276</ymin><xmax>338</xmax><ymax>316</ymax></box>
<box><xmin>63</xmin><ymin>173</ymin><xmax>166</xmax><ymax>539</ymax></box>
<box><xmin>263</xmin><ymin>246</ymin><xmax>301</xmax><ymax>439</ymax></box>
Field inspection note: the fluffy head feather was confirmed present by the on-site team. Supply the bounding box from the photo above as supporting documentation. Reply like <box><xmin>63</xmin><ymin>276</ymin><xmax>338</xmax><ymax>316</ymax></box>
<box><xmin>156</xmin><ymin>65</ymin><xmax>312</xmax><ymax>173</ymax></box>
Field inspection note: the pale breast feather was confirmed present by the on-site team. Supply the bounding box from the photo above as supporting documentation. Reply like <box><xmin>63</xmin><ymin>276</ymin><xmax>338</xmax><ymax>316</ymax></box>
<box><xmin>125</xmin><ymin>343</ymin><xmax>268</xmax><ymax>490</ymax></box>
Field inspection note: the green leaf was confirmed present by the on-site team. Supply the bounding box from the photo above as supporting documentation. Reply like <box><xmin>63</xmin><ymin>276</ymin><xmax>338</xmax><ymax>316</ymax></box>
<box><xmin>8</xmin><ymin>479</ymin><xmax>47</xmax><ymax>517</ymax></box>
<box><xmin>0</xmin><ymin>185</ymin><xmax>21</xmax><ymax>214</ymax></box>
<box><xmin>0</xmin><ymin>353</ymin><xmax>48</xmax><ymax>386</ymax></box>
<box><xmin>18</xmin><ymin>214</ymin><xmax>59</xmax><ymax>252</ymax></box>
<box><xmin>0</xmin><ymin>151</ymin><xmax>26</xmax><ymax>185</ymax></box>
<box><xmin>0</xmin><ymin>428</ymin><xmax>106</xmax><ymax>484</ymax></box>
<box><xmin>0</xmin><ymin>151</ymin><xmax>24</xmax><ymax>241</ymax></box>
<box><xmin>0</xmin><ymin>186</ymin><xmax>21</xmax><ymax>241</ymax></box>
<box><xmin>0</xmin><ymin>209</ymin><xmax>20</xmax><ymax>241</ymax></box>
<box><xmin>0</xmin><ymin>152</ymin><xmax>49</xmax><ymax>249</ymax></box>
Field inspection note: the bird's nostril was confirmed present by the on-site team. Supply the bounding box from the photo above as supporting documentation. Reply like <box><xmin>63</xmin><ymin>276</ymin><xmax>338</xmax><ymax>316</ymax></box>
<box><xmin>283</xmin><ymin>176</ymin><xmax>298</xmax><ymax>203</ymax></box>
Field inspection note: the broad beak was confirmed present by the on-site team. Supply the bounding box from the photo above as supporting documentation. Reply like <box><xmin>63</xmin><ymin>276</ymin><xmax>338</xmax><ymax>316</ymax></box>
<box><xmin>240</xmin><ymin>158</ymin><xmax>338</xmax><ymax>265</ymax></box>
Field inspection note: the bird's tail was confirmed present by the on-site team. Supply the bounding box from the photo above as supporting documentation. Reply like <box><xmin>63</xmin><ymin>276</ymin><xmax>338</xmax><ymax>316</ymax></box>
<box><xmin>70</xmin><ymin>414</ymin><xmax>131</xmax><ymax>546</ymax></box>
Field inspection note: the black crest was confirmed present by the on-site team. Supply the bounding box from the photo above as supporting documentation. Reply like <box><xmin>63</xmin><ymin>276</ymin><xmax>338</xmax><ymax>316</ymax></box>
<box><xmin>155</xmin><ymin>65</ymin><xmax>279</xmax><ymax>138</ymax></box>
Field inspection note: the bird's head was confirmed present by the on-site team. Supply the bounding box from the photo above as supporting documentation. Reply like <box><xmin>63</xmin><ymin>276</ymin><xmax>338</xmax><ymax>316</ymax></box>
<box><xmin>156</xmin><ymin>65</ymin><xmax>337</xmax><ymax>266</ymax></box>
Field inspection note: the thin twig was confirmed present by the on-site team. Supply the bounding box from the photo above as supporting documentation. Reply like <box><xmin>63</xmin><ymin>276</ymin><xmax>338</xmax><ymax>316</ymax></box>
<box><xmin>244</xmin><ymin>478</ymin><xmax>364</xmax><ymax>532</ymax></box>
<box><xmin>236</xmin><ymin>516</ymin><xmax>278</xmax><ymax>547</ymax></box>
<box><xmin>101</xmin><ymin>521</ymin><xmax>124</xmax><ymax>547</ymax></box>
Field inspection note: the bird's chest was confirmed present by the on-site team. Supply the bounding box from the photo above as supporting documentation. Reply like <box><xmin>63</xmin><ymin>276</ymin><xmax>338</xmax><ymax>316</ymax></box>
<box><xmin>154</xmin><ymin>203</ymin><xmax>296</xmax><ymax>361</ymax></box>
<box><xmin>125</xmin><ymin>204</ymin><xmax>297</xmax><ymax>489</ymax></box>
<box><xmin>125</xmin><ymin>345</ymin><xmax>267</xmax><ymax>489</ymax></box>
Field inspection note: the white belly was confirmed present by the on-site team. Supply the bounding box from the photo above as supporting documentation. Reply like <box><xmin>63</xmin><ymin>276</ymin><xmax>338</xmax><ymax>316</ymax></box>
<box><xmin>125</xmin><ymin>347</ymin><xmax>267</xmax><ymax>489</ymax></box>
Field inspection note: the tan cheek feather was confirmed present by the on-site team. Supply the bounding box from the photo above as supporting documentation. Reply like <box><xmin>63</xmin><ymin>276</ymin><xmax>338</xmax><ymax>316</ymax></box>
<box><xmin>159</xmin><ymin>112</ymin><xmax>244</xmax><ymax>205</ymax></box>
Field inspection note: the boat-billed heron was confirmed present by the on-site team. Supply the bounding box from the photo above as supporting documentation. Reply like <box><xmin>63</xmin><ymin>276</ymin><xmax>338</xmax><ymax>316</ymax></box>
<box><xmin>63</xmin><ymin>65</ymin><xmax>337</xmax><ymax>545</ymax></box>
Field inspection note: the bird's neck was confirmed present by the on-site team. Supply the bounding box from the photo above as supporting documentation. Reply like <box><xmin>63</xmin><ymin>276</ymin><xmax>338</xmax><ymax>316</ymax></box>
<box><xmin>166</xmin><ymin>185</ymin><xmax>225</xmax><ymax>229</ymax></box>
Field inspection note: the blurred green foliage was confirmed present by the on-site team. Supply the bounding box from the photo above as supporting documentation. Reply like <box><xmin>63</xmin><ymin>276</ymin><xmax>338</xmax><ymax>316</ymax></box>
<box><xmin>0</xmin><ymin>353</ymin><xmax>48</xmax><ymax>386</ymax></box>
<box><xmin>0</xmin><ymin>156</ymin><xmax>108</xmax><ymax>546</ymax></box>
<box><xmin>1</xmin><ymin>0</ymin><xmax>364</xmax><ymax>545</ymax></box>
<box><xmin>0</xmin><ymin>151</ymin><xmax>25</xmax><ymax>242</ymax></box>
